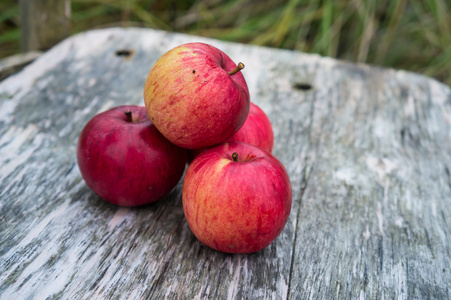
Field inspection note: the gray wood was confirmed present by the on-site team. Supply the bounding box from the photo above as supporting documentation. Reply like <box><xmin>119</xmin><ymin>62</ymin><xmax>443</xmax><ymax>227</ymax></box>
<box><xmin>19</xmin><ymin>0</ymin><xmax>71</xmax><ymax>52</ymax></box>
<box><xmin>0</xmin><ymin>28</ymin><xmax>450</xmax><ymax>299</ymax></box>
<box><xmin>0</xmin><ymin>51</ymin><xmax>42</xmax><ymax>82</ymax></box>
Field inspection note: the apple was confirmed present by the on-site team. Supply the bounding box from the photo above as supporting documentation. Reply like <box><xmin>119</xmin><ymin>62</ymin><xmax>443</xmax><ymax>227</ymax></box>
<box><xmin>143</xmin><ymin>42</ymin><xmax>250</xmax><ymax>149</ymax></box>
<box><xmin>182</xmin><ymin>142</ymin><xmax>292</xmax><ymax>253</ymax></box>
<box><xmin>188</xmin><ymin>102</ymin><xmax>274</xmax><ymax>162</ymax></box>
<box><xmin>226</xmin><ymin>102</ymin><xmax>274</xmax><ymax>152</ymax></box>
<box><xmin>77</xmin><ymin>105</ymin><xmax>187</xmax><ymax>206</ymax></box>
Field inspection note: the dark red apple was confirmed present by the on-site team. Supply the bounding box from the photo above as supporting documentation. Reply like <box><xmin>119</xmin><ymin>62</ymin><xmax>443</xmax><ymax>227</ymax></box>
<box><xmin>182</xmin><ymin>142</ymin><xmax>292</xmax><ymax>253</ymax></box>
<box><xmin>77</xmin><ymin>105</ymin><xmax>187</xmax><ymax>206</ymax></box>
<box><xmin>188</xmin><ymin>102</ymin><xmax>274</xmax><ymax>162</ymax></box>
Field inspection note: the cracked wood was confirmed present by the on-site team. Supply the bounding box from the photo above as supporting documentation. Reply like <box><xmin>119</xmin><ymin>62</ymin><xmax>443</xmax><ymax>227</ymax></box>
<box><xmin>0</xmin><ymin>28</ymin><xmax>450</xmax><ymax>299</ymax></box>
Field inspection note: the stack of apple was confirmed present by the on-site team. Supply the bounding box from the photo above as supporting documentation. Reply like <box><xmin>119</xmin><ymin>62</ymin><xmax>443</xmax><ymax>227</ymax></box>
<box><xmin>77</xmin><ymin>43</ymin><xmax>292</xmax><ymax>253</ymax></box>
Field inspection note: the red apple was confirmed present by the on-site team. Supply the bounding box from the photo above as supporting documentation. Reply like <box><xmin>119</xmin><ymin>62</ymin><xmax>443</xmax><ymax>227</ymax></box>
<box><xmin>77</xmin><ymin>105</ymin><xmax>187</xmax><ymax>206</ymax></box>
<box><xmin>182</xmin><ymin>142</ymin><xmax>292</xmax><ymax>253</ymax></box>
<box><xmin>143</xmin><ymin>42</ymin><xmax>250</xmax><ymax>149</ymax></box>
<box><xmin>188</xmin><ymin>102</ymin><xmax>274</xmax><ymax>161</ymax></box>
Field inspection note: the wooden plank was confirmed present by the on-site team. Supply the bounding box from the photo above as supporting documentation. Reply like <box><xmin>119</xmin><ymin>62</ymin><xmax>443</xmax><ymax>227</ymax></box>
<box><xmin>0</xmin><ymin>28</ymin><xmax>450</xmax><ymax>299</ymax></box>
<box><xmin>0</xmin><ymin>51</ymin><xmax>42</xmax><ymax>81</ymax></box>
<box><xmin>288</xmin><ymin>64</ymin><xmax>451</xmax><ymax>299</ymax></box>
<box><xmin>19</xmin><ymin>0</ymin><xmax>71</xmax><ymax>52</ymax></box>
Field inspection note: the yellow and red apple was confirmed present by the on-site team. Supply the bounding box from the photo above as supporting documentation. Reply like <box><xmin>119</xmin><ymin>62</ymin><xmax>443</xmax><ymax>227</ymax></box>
<box><xmin>144</xmin><ymin>43</ymin><xmax>250</xmax><ymax>149</ymax></box>
<box><xmin>183</xmin><ymin>142</ymin><xmax>292</xmax><ymax>253</ymax></box>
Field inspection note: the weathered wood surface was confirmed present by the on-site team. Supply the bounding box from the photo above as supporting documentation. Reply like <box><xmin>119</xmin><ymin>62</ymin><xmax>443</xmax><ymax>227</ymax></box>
<box><xmin>0</xmin><ymin>51</ymin><xmax>42</xmax><ymax>82</ymax></box>
<box><xmin>0</xmin><ymin>28</ymin><xmax>450</xmax><ymax>299</ymax></box>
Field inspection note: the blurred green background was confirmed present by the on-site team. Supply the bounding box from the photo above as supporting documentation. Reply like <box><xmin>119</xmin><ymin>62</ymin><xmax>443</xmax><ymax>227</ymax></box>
<box><xmin>1</xmin><ymin>0</ymin><xmax>450</xmax><ymax>85</ymax></box>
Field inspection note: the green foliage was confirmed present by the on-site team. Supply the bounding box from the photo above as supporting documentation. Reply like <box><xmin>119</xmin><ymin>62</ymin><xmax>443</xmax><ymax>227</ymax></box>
<box><xmin>0</xmin><ymin>2</ymin><xmax>20</xmax><ymax>59</ymax></box>
<box><xmin>0</xmin><ymin>0</ymin><xmax>450</xmax><ymax>85</ymax></box>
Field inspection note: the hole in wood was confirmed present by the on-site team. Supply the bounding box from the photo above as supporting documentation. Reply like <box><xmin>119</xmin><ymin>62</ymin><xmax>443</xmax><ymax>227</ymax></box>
<box><xmin>115</xmin><ymin>49</ymin><xmax>134</xmax><ymax>58</ymax></box>
<box><xmin>293</xmin><ymin>82</ymin><xmax>313</xmax><ymax>91</ymax></box>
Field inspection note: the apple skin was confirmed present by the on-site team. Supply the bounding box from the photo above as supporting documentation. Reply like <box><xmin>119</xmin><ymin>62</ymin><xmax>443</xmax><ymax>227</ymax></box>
<box><xmin>77</xmin><ymin>105</ymin><xmax>187</xmax><ymax>207</ymax></box>
<box><xmin>188</xmin><ymin>102</ymin><xmax>274</xmax><ymax>162</ymax></box>
<box><xmin>144</xmin><ymin>42</ymin><xmax>250</xmax><ymax>149</ymax></box>
<box><xmin>182</xmin><ymin>142</ymin><xmax>292</xmax><ymax>253</ymax></box>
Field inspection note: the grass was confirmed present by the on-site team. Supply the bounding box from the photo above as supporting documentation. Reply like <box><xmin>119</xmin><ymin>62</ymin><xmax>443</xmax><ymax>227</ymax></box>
<box><xmin>0</xmin><ymin>0</ymin><xmax>450</xmax><ymax>85</ymax></box>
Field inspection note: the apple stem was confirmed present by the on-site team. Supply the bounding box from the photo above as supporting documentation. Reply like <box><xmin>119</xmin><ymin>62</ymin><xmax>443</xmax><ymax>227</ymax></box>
<box><xmin>232</xmin><ymin>152</ymin><xmax>238</xmax><ymax>162</ymax></box>
<box><xmin>125</xmin><ymin>110</ymin><xmax>133</xmax><ymax>122</ymax></box>
<box><xmin>228</xmin><ymin>62</ymin><xmax>245</xmax><ymax>76</ymax></box>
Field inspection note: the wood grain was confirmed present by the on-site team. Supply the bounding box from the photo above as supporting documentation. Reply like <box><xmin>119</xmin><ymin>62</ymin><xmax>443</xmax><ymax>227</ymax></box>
<box><xmin>0</xmin><ymin>28</ymin><xmax>450</xmax><ymax>299</ymax></box>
